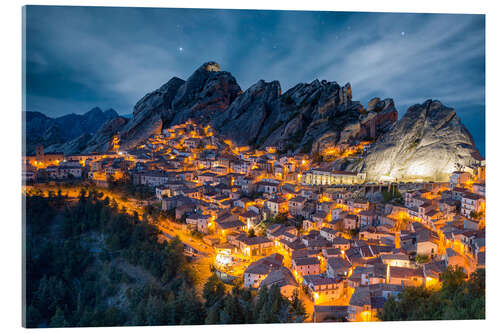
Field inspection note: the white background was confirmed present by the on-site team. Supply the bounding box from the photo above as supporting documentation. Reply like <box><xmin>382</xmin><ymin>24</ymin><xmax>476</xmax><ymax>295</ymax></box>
<box><xmin>0</xmin><ymin>0</ymin><xmax>498</xmax><ymax>332</ymax></box>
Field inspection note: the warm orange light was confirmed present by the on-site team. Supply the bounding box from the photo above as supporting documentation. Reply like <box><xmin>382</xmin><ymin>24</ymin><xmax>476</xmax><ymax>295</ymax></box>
<box><xmin>425</xmin><ymin>276</ymin><xmax>440</xmax><ymax>288</ymax></box>
<box><xmin>360</xmin><ymin>310</ymin><xmax>372</xmax><ymax>322</ymax></box>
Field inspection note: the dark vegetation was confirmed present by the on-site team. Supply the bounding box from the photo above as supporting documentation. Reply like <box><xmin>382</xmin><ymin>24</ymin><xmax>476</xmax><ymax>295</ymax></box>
<box><xmin>381</xmin><ymin>187</ymin><xmax>403</xmax><ymax>204</ymax></box>
<box><xmin>25</xmin><ymin>191</ymin><xmax>306</xmax><ymax>327</ymax></box>
<box><xmin>108</xmin><ymin>177</ymin><xmax>155</xmax><ymax>200</ymax></box>
<box><xmin>262</xmin><ymin>212</ymin><xmax>289</xmax><ymax>226</ymax></box>
<box><xmin>257</xmin><ymin>213</ymin><xmax>302</xmax><ymax>235</ymax></box>
<box><xmin>25</xmin><ymin>190</ymin><xmax>202</xmax><ymax>327</ymax></box>
<box><xmin>379</xmin><ymin>266</ymin><xmax>485</xmax><ymax>321</ymax></box>
<box><xmin>202</xmin><ymin>274</ymin><xmax>307</xmax><ymax>324</ymax></box>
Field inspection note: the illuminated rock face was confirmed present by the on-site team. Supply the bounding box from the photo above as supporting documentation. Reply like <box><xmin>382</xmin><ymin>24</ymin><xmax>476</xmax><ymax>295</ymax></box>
<box><xmin>119</xmin><ymin>77</ymin><xmax>185</xmax><ymax>150</ymax></box>
<box><xmin>211</xmin><ymin>79</ymin><xmax>282</xmax><ymax>145</ymax></box>
<box><xmin>349</xmin><ymin>100</ymin><xmax>483</xmax><ymax>181</ymax></box>
<box><xmin>119</xmin><ymin>61</ymin><xmax>241</xmax><ymax>150</ymax></box>
<box><xmin>168</xmin><ymin>62</ymin><xmax>241</xmax><ymax>125</ymax></box>
<box><xmin>212</xmin><ymin>78</ymin><xmax>397</xmax><ymax>153</ymax></box>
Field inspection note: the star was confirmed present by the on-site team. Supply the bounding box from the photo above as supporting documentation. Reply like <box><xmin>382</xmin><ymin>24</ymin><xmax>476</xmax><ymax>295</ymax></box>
<box><xmin>401</xmin><ymin>31</ymin><xmax>406</xmax><ymax>37</ymax></box>
<box><xmin>178</xmin><ymin>47</ymin><xmax>184</xmax><ymax>52</ymax></box>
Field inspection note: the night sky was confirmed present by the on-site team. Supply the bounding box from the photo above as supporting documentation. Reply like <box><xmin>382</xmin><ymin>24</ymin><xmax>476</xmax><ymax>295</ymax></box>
<box><xmin>24</xmin><ymin>6</ymin><xmax>485</xmax><ymax>156</ymax></box>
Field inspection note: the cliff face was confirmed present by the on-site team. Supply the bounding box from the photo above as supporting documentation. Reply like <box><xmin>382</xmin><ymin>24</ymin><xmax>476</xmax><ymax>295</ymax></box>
<box><xmin>347</xmin><ymin>100</ymin><xmax>483</xmax><ymax>181</ymax></box>
<box><xmin>211</xmin><ymin>78</ymin><xmax>397</xmax><ymax>153</ymax></box>
<box><xmin>118</xmin><ymin>61</ymin><xmax>241</xmax><ymax>150</ymax></box>
<box><xmin>270</xmin><ymin>80</ymin><xmax>369</xmax><ymax>153</ymax></box>
<box><xmin>115</xmin><ymin>62</ymin><xmax>396</xmax><ymax>154</ymax></box>
<box><xmin>168</xmin><ymin>61</ymin><xmax>241</xmax><ymax>125</ymax></box>
<box><xmin>32</xmin><ymin>62</ymin><xmax>483</xmax><ymax>182</ymax></box>
<box><xmin>118</xmin><ymin>77</ymin><xmax>185</xmax><ymax>150</ymax></box>
<box><xmin>210</xmin><ymin>79</ymin><xmax>282</xmax><ymax>146</ymax></box>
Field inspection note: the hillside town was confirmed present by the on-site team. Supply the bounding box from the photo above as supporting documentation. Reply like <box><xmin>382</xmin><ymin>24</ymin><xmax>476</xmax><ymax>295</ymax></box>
<box><xmin>22</xmin><ymin>120</ymin><xmax>486</xmax><ymax>322</ymax></box>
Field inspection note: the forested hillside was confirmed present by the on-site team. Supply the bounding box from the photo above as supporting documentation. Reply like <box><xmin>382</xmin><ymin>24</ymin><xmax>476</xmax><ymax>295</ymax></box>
<box><xmin>24</xmin><ymin>190</ymin><xmax>306</xmax><ymax>327</ymax></box>
<box><xmin>379</xmin><ymin>266</ymin><xmax>485</xmax><ymax>321</ymax></box>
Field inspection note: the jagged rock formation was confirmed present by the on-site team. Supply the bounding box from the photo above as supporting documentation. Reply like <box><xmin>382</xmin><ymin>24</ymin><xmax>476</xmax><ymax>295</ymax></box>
<box><xmin>118</xmin><ymin>61</ymin><xmax>241</xmax><ymax>149</ymax></box>
<box><xmin>359</xmin><ymin>98</ymin><xmax>398</xmax><ymax>139</ymax></box>
<box><xmin>211</xmin><ymin>79</ymin><xmax>282</xmax><ymax>146</ymax></box>
<box><xmin>118</xmin><ymin>77</ymin><xmax>185</xmax><ymax>150</ymax></box>
<box><xmin>114</xmin><ymin>62</ymin><xmax>396</xmax><ymax>153</ymax></box>
<box><xmin>212</xmin><ymin>78</ymin><xmax>397</xmax><ymax>153</ymax></box>
<box><xmin>347</xmin><ymin>100</ymin><xmax>483</xmax><ymax>181</ymax></box>
<box><xmin>27</xmin><ymin>61</ymin><xmax>482</xmax><ymax>182</ymax></box>
<box><xmin>168</xmin><ymin>61</ymin><xmax>241</xmax><ymax>124</ymax></box>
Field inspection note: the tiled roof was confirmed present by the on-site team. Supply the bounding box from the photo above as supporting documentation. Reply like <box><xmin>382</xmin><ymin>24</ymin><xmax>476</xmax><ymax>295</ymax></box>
<box><xmin>293</xmin><ymin>256</ymin><xmax>320</xmax><ymax>266</ymax></box>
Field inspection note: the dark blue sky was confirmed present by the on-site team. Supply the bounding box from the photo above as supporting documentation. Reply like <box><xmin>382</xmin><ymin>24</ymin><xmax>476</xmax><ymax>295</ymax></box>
<box><xmin>24</xmin><ymin>6</ymin><xmax>485</xmax><ymax>156</ymax></box>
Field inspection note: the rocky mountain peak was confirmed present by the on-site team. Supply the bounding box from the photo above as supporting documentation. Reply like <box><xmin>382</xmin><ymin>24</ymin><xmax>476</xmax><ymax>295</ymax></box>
<box><xmin>43</xmin><ymin>61</ymin><xmax>481</xmax><ymax>177</ymax></box>
<box><xmin>347</xmin><ymin>99</ymin><xmax>482</xmax><ymax>181</ymax></box>
<box><xmin>171</xmin><ymin>62</ymin><xmax>240</xmax><ymax>113</ymax></box>
<box><xmin>201</xmin><ymin>61</ymin><xmax>221</xmax><ymax>72</ymax></box>
<box><xmin>103</xmin><ymin>108</ymin><xmax>119</xmax><ymax>118</ymax></box>
<box><xmin>340</xmin><ymin>83</ymin><xmax>352</xmax><ymax>105</ymax></box>
<box><xmin>115</xmin><ymin>62</ymin><xmax>242</xmax><ymax>150</ymax></box>
<box><xmin>85</xmin><ymin>106</ymin><xmax>103</xmax><ymax>116</ymax></box>
<box><xmin>366</xmin><ymin>97</ymin><xmax>395</xmax><ymax>113</ymax></box>
<box><xmin>210</xmin><ymin>79</ymin><xmax>282</xmax><ymax>145</ymax></box>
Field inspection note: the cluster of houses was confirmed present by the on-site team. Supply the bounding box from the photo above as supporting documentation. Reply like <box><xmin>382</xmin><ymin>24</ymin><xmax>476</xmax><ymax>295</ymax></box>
<box><xmin>23</xmin><ymin>120</ymin><xmax>486</xmax><ymax>322</ymax></box>
<box><xmin>22</xmin><ymin>145</ymin><xmax>124</xmax><ymax>183</ymax></box>
<box><xmin>23</xmin><ymin>150</ymin><xmax>84</xmax><ymax>182</ymax></box>
<box><xmin>131</xmin><ymin>123</ymin><xmax>485</xmax><ymax>322</ymax></box>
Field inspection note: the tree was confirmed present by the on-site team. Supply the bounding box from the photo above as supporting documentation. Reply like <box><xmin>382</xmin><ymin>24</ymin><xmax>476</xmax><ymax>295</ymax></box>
<box><xmin>254</xmin><ymin>286</ymin><xmax>268</xmax><ymax>320</ymax></box>
<box><xmin>205</xmin><ymin>306</ymin><xmax>219</xmax><ymax>324</ymax></box>
<box><xmin>440</xmin><ymin>265</ymin><xmax>467</xmax><ymax>298</ymax></box>
<box><xmin>347</xmin><ymin>228</ymin><xmax>360</xmax><ymax>238</ymax></box>
<box><xmin>268</xmin><ymin>284</ymin><xmax>284</xmax><ymax>322</ymax></box>
<box><xmin>49</xmin><ymin>307</ymin><xmax>68</xmax><ymax>327</ymax></box>
<box><xmin>415</xmin><ymin>254</ymin><xmax>430</xmax><ymax>264</ymax></box>
<box><xmin>469</xmin><ymin>210</ymin><xmax>483</xmax><ymax>220</ymax></box>
<box><xmin>165</xmin><ymin>292</ymin><xmax>177</xmax><ymax>324</ymax></box>
<box><xmin>203</xmin><ymin>274</ymin><xmax>226</xmax><ymax>308</ymax></box>
<box><xmin>222</xmin><ymin>294</ymin><xmax>244</xmax><ymax>324</ymax></box>
<box><xmin>290</xmin><ymin>289</ymin><xmax>306</xmax><ymax>320</ymax></box>
<box><xmin>379</xmin><ymin>267</ymin><xmax>485</xmax><ymax>321</ymax></box>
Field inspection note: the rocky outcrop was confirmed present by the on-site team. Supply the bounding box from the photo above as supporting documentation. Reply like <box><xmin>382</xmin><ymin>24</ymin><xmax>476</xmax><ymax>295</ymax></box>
<box><xmin>168</xmin><ymin>61</ymin><xmax>241</xmax><ymax>125</ymax></box>
<box><xmin>118</xmin><ymin>61</ymin><xmax>241</xmax><ymax>149</ymax></box>
<box><xmin>210</xmin><ymin>78</ymin><xmax>396</xmax><ymax>153</ymax></box>
<box><xmin>211</xmin><ymin>79</ymin><xmax>281</xmax><ymax>145</ymax></box>
<box><xmin>35</xmin><ymin>61</ymin><xmax>481</xmax><ymax>177</ymax></box>
<box><xmin>359</xmin><ymin>98</ymin><xmax>398</xmax><ymax>139</ymax></box>
<box><xmin>347</xmin><ymin>100</ymin><xmax>483</xmax><ymax>181</ymax></box>
<box><xmin>277</xmin><ymin>80</ymin><xmax>365</xmax><ymax>153</ymax></box>
<box><xmin>118</xmin><ymin>77</ymin><xmax>185</xmax><ymax>150</ymax></box>
<box><xmin>117</xmin><ymin>62</ymin><xmax>395</xmax><ymax>154</ymax></box>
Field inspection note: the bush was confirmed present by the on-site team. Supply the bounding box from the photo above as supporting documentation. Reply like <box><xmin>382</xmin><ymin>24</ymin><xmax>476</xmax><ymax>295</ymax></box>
<box><xmin>379</xmin><ymin>266</ymin><xmax>485</xmax><ymax>321</ymax></box>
